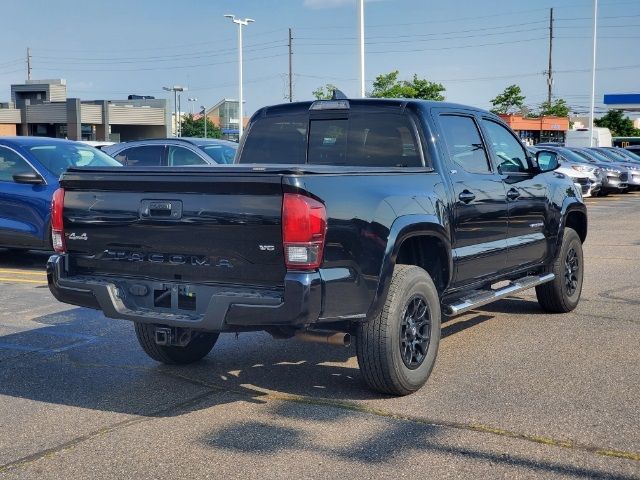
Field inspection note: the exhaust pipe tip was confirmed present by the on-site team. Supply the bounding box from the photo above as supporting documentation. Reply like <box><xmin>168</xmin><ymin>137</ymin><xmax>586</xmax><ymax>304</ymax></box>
<box><xmin>294</xmin><ymin>330</ymin><xmax>351</xmax><ymax>347</ymax></box>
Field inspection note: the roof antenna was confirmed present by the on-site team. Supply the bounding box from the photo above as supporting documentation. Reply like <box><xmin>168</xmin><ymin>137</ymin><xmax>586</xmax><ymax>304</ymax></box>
<box><xmin>331</xmin><ymin>88</ymin><xmax>347</xmax><ymax>100</ymax></box>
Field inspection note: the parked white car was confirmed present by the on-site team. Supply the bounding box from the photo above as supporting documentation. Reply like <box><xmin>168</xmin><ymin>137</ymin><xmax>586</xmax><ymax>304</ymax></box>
<box><xmin>529</xmin><ymin>146</ymin><xmax>601</xmax><ymax>197</ymax></box>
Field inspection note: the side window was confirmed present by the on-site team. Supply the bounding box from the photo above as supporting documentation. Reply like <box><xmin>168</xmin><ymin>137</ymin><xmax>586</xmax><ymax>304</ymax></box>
<box><xmin>167</xmin><ymin>146</ymin><xmax>207</xmax><ymax>166</ymax></box>
<box><xmin>115</xmin><ymin>146</ymin><xmax>164</xmax><ymax>166</ymax></box>
<box><xmin>481</xmin><ymin>120</ymin><xmax>530</xmax><ymax>174</ymax></box>
<box><xmin>0</xmin><ymin>147</ymin><xmax>35</xmax><ymax>183</ymax></box>
<box><xmin>438</xmin><ymin>115</ymin><xmax>491</xmax><ymax>174</ymax></box>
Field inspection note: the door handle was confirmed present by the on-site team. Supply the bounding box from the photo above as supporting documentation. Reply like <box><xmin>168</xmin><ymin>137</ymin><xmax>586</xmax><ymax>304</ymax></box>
<box><xmin>458</xmin><ymin>190</ymin><xmax>476</xmax><ymax>203</ymax></box>
<box><xmin>506</xmin><ymin>188</ymin><xmax>520</xmax><ymax>201</ymax></box>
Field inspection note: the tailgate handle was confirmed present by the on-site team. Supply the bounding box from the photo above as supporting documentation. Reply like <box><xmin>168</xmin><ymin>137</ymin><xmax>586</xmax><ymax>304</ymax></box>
<box><xmin>140</xmin><ymin>200</ymin><xmax>183</xmax><ymax>219</ymax></box>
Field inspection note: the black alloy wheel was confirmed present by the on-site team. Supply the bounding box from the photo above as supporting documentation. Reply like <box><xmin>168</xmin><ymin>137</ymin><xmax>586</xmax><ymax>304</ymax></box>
<box><xmin>564</xmin><ymin>247</ymin><xmax>579</xmax><ymax>296</ymax></box>
<box><xmin>400</xmin><ymin>295</ymin><xmax>431</xmax><ymax>369</ymax></box>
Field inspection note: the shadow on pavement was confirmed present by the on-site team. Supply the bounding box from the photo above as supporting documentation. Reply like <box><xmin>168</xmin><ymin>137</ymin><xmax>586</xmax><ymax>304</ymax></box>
<box><xmin>0</xmin><ymin>279</ymin><xmax>563</xmax><ymax>420</ymax></box>
<box><xmin>0</xmin><ymin>248</ymin><xmax>51</xmax><ymax>271</ymax></box>
<box><xmin>203</xmin><ymin>401</ymin><xmax>637</xmax><ymax>480</ymax></box>
<box><xmin>0</xmin><ymin>295</ymin><xmax>553</xmax><ymax>420</ymax></box>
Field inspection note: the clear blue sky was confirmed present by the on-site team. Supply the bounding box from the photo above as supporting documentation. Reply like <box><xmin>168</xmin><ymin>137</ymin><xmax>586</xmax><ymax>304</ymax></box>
<box><xmin>0</xmin><ymin>0</ymin><xmax>638</xmax><ymax>118</ymax></box>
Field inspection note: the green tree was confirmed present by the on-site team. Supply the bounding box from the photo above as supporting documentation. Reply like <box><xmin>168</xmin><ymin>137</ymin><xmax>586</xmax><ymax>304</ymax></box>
<box><xmin>369</xmin><ymin>71</ymin><xmax>445</xmax><ymax>100</ymax></box>
<box><xmin>180</xmin><ymin>114</ymin><xmax>221</xmax><ymax>138</ymax></box>
<box><xmin>312</xmin><ymin>83</ymin><xmax>338</xmax><ymax>100</ymax></box>
<box><xmin>594</xmin><ymin>109</ymin><xmax>637</xmax><ymax>137</ymax></box>
<box><xmin>539</xmin><ymin>98</ymin><xmax>570</xmax><ymax>118</ymax></box>
<box><xmin>490</xmin><ymin>84</ymin><xmax>526</xmax><ymax>115</ymax></box>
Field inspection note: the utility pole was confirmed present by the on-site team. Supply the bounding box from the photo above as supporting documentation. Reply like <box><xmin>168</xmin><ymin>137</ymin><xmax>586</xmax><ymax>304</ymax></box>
<box><xmin>547</xmin><ymin>8</ymin><xmax>554</xmax><ymax>105</ymax></box>
<box><xmin>27</xmin><ymin>47</ymin><xmax>32</xmax><ymax>80</ymax></box>
<box><xmin>288</xmin><ymin>28</ymin><xmax>293</xmax><ymax>102</ymax></box>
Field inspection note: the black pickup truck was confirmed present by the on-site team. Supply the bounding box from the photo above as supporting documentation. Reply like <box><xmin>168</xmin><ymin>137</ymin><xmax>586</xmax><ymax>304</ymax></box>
<box><xmin>47</xmin><ymin>98</ymin><xmax>587</xmax><ymax>395</ymax></box>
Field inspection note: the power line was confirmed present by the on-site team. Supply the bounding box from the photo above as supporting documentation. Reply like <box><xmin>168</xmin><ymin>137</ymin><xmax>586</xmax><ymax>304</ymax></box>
<box><xmin>32</xmin><ymin>41</ymin><xmax>285</xmax><ymax>64</ymax></box>
<box><xmin>36</xmin><ymin>53</ymin><xmax>287</xmax><ymax>73</ymax></box>
<box><xmin>35</xmin><ymin>28</ymin><xmax>286</xmax><ymax>55</ymax></box>
<box><xmin>297</xmin><ymin>27</ymin><xmax>548</xmax><ymax>47</ymax></box>
<box><xmin>297</xmin><ymin>37</ymin><xmax>548</xmax><ymax>55</ymax></box>
<box><xmin>296</xmin><ymin>20</ymin><xmax>549</xmax><ymax>41</ymax></box>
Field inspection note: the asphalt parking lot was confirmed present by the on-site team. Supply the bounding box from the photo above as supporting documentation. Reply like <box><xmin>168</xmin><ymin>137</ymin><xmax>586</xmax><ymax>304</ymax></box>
<box><xmin>0</xmin><ymin>194</ymin><xmax>638</xmax><ymax>479</ymax></box>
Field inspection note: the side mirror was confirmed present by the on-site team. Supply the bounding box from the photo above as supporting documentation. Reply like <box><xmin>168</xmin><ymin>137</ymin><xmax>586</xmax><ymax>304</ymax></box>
<box><xmin>536</xmin><ymin>151</ymin><xmax>559</xmax><ymax>172</ymax></box>
<box><xmin>12</xmin><ymin>171</ymin><xmax>45</xmax><ymax>185</ymax></box>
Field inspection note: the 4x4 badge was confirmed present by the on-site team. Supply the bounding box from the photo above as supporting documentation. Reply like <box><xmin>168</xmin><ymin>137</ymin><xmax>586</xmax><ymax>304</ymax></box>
<box><xmin>68</xmin><ymin>232</ymin><xmax>88</xmax><ymax>241</ymax></box>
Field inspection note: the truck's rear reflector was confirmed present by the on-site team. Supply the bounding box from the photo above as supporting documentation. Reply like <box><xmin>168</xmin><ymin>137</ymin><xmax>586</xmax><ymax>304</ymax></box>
<box><xmin>282</xmin><ymin>193</ymin><xmax>327</xmax><ymax>270</ymax></box>
<box><xmin>51</xmin><ymin>188</ymin><xmax>65</xmax><ymax>253</ymax></box>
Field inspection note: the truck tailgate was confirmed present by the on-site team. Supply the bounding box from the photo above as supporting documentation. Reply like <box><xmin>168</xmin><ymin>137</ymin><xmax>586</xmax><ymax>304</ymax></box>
<box><xmin>60</xmin><ymin>168</ymin><xmax>286</xmax><ymax>287</ymax></box>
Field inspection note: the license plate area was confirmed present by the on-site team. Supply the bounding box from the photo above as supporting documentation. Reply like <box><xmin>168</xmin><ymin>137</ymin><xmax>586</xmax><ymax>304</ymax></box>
<box><xmin>151</xmin><ymin>284</ymin><xmax>197</xmax><ymax>311</ymax></box>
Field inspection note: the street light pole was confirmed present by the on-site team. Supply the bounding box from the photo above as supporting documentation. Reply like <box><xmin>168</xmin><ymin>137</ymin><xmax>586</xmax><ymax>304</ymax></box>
<box><xmin>225</xmin><ymin>14</ymin><xmax>254</xmax><ymax>141</ymax></box>
<box><xmin>201</xmin><ymin>106</ymin><xmax>207</xmax><ymax>138</ymax></box>
<box><xmin>358</xmin><ymin>0</ymin><xmax>365</xmax><ymax>98</ymax></box>
<box><xmin>163</xmin><ymin>85</ymin><xmax>187</xmax><ymax>138</ymax></box>
<box><xmin>589</xmin><ymin>0</ymin><xmax>598</xmax><ymax>147</ymax></box>
<box><xmin>188</xmin><ymin>97</ymin><xmax>197</xmax><ymax>115</ymax></box>
<box><xmin>177</xmin><ymin>94</ymin><xmax>182</xmax><ymax>137</ymax></box>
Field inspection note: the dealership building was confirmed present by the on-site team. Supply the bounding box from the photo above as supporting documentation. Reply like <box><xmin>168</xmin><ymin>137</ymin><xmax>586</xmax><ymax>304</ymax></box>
<box><xmin>0</xmin><ymin>79</ymin><xmax>169</xmax><ymax>141</ymax></box>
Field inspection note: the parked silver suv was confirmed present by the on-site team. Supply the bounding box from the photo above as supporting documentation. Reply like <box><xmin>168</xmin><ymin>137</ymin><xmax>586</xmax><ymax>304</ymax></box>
<box><xmin>530</xmin><ymin>145</ymin><xmax>601</xmax><ymax>197</ymax></box>
<box><xmin>103</xmin><ymin>138</ymin><xmax>237</xmax><ymax>166</ymax></box>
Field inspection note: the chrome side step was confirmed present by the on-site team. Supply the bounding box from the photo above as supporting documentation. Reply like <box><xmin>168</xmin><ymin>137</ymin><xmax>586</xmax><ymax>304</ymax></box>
<box><xmin>443</xmin><ymin>273</ymin><xmax>555</xmax><ymax>316</ymax></box>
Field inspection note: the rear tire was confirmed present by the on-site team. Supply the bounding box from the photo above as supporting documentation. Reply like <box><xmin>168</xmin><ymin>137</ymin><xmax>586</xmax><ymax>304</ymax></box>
<box><xmin>536</xmin><ymin>227</ymin><xmax>583</xmax><ymax>313</ymax></box>
<box><xmin>134</xmin><ymin>323</ymin><xmax>218</xmax><ymax>365</ymax></box>
<box><xmin>356</xmin><ymin>265</ymin><xmax>441</xmax><ymax>396</ymax></box>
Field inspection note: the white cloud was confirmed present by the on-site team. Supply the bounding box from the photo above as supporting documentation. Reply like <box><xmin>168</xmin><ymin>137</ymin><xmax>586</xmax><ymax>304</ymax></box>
<box><xmin>303</xmin><ymin>0</ymin><xmax>383</xmax><ymax>10</ymax></box>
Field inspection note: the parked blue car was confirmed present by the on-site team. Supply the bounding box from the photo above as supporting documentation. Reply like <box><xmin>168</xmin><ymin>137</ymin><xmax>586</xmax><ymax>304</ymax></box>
<box><xmin>0</xmin><ymin>137</ymin><xmax>121</xmax><ymax>251</ymax></box>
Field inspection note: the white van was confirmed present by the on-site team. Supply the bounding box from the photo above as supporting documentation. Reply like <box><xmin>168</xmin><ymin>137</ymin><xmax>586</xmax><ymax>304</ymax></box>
<box><xmin>565</xmin><ymin>128</ymin><xmax>612</xmax><ymax>148</ymax></box>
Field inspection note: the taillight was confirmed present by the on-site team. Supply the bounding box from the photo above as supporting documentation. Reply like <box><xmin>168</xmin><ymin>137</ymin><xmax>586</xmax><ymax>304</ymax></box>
<box><xmin>51</xmin><ymin>188</ymin><xmax>65</xmax><ymax>253</ymax></box>
<box><xmin>282</xmin><ymin>193</ymin><xmax>327</xmax><ymax>270</ymax></box>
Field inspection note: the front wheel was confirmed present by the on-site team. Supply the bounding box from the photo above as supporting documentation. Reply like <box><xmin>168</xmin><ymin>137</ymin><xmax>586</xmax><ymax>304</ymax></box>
<box><xmin>134</xmin><ymin>323</ymin><xmax>219</xmax><ymax>365</ymax></box>
<box><xmin>356</xmin><ymin>265</ymin><xmax>441</xmax><ymax>396</ymax></box>
<box><xmin>536</xmin><ymin>227</ymin><xmax>584</xmax><ymax>313</ymax></box>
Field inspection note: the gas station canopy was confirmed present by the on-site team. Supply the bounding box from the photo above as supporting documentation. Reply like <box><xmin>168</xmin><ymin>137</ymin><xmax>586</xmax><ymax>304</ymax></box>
<box><xmin>603</xmin><ymin>94</ymin><xmax>640</xmax><ymax>112</ymax></box>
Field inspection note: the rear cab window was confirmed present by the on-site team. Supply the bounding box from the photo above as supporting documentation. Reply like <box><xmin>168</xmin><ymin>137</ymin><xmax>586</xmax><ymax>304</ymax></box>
<box><xmin>239</xmin><ymin>104</ymin><xmax>425</xmax><ymax>168</ymax></box>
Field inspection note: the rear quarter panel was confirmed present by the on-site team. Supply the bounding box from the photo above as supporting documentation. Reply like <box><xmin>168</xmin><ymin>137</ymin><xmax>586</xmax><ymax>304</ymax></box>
<box><xmin>284</xmin><ymin>172</ymin><xmax>450</xmax><ymax>320</ymax></box>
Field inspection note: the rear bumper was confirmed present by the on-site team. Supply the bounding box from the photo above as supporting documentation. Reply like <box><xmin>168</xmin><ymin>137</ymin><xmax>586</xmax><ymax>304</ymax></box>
<box><xmin>47</xmin><ymin>254</ymin><xmax>322</xmax><ymax>331</ymax></box>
